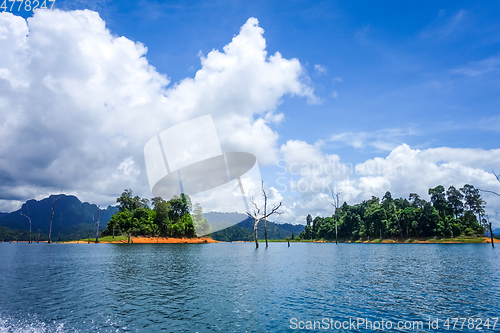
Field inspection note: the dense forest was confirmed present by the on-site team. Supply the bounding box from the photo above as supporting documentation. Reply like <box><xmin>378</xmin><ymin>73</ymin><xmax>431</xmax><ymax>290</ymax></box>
<box><xmin>102</xmin><ymin>189</ymin><xmax>211</xmax><ymax>242</ymax></box>
<box><xmin>0</xmin><ymin>226</ymin><xmax>49</xmax><ymax>242</ymax></box>
<box><xmin>300</xmin><ymin>184</ymin><xmax>488</xmax><ymax>241</ymax></box>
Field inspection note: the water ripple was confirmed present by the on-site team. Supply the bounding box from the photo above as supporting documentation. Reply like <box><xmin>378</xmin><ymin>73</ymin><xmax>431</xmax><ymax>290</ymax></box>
<box><xmin>1</xmin><ymin>243</ymin><xmax>499</xmax><ymax>332</ymax></box>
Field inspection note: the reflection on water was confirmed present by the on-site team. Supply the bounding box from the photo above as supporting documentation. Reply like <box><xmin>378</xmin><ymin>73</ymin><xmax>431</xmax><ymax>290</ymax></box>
<box><xmin>0</xmin><ymin>243</ymin><xmax>499</xmax><ymax>332</ymax></box>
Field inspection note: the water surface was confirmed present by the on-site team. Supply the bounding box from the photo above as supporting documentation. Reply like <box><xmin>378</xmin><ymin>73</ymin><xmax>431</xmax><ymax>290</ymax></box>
<box><xmin>0</xmin><ymin>242</ymin><xmax>499</xmax><ymax>332</ymax></box>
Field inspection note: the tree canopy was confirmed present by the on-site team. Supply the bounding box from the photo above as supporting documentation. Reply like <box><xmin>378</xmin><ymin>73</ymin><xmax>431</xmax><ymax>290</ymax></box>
<box><xmin>103</xmin><ymin>190</ymin><xmax>210</xmax><ymax>241</ymax></box>
<box><xmin>300</xmin><ymin>184</ymin><xmax>487</xmax><ymax>241</ymax></box>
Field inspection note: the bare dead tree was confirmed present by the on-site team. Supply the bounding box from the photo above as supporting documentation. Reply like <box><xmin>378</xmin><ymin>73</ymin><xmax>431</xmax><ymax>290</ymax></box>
<box><xmin>246</xmin><ymin>188</ymin><xmax>282</xmax><ymax>249</ymax></box>
<box><xmin>261</xmin><ymin>182</ymin><xmax>269</xmax><ymax>248</ymax></box>
<box><xmin>95</xmin><ymin>206</ymin><xmax>100</xmax><ymax>243</ymax></box>
<box><xmin>20</xmin><ymin>207</ymin><xmax>32</xmax><ymax>244</ymax></box>
<box><xmin>330</xmin><ymin>189</ymin><xmax>341</xmax><ymax>245</ymax></box>
<box><xmin>48</xmin><ymin>194</ymin><xmax>62</xmax><ymax>244</ymax></box>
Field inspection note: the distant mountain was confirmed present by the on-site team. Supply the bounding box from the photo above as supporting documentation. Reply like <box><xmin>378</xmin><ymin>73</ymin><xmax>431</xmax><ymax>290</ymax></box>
<box><xmin>486</xmin><ymin>228</ymin><xmax>500</xmax><ymax>237</ymax></box>
<box><xmin>205</xmin><ymin>212</ymin><xmax>304</xmax><ymax>241</ymax></box>
<box><xmin>0</xmin><ymin>195</ymin><xmax>118</xmax><ymax>241</ymax></box>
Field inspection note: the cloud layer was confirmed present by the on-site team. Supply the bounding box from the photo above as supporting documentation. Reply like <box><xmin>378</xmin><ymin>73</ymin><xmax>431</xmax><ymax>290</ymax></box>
<box><xmin>1</xmin><ymin>10</ymin><xmax>499</xmax><ymax>228</ymax></box>
<box><xmin>277</xmin><ymin>141</ymin><xmax>500</xmax><ymax>225</ymax></box>
<box><xmin>0</xmin><ymin>11</ymin><xmax>314</xmax><ymax>211</ymax></box>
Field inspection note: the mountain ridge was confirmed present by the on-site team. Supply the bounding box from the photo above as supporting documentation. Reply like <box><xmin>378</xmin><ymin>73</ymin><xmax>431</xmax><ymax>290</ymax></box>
<box><xmin>0</xmin><ymin>194</ymin><xmax>118</xmax><ymax>240</ymax></box>
<box><xmin>204</xmin><ymin>211</ymin><xmax>305</xmax><ymax>241</ymax></box>
<box><xmin>0</xmin><ymin>197</ymin><xmax>305</xmax><ymax>242</ymax></box>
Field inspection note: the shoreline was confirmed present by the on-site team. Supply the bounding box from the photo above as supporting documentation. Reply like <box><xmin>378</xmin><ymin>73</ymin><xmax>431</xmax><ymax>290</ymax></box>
<box><xmin>347</xmin><ymin>236</ymin><xmax>497</xmax><ymax>244</ymax></box>
<box><xmin>2</xmin><ymin>237</ymin><xmax>496</xmax><ymax>244</ymax></box>
<box><xmin>64</xmin><ymin>236</ymin><xmax>218</xmax><ymax>244</ymax></box>
<box><xmin>287</xmin><ymin>236</ymin><xmax>497</xmax><ymax>244</ymax></box>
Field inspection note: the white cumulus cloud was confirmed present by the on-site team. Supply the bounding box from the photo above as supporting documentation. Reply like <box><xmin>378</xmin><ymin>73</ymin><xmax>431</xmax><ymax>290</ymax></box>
<box><xmin>276</xmin><ymin>141</ymin><xmax>500</xmax><ymax>226</ymax></box>
<box><xmin>0</xmin><ymin>11</ymin><xmax>316</xmax><ymax>211</ymax></box>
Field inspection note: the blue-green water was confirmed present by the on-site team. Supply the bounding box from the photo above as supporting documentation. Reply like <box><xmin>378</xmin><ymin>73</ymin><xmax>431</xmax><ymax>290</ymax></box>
<box><xmin>0</xmin><ymin>242</ymin><xmax>499</xmax><ymax>332</ymax></box>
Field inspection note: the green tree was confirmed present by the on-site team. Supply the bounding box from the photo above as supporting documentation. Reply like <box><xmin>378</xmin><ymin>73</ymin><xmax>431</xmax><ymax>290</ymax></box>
<box><xmin>105</xmin><ymin>190</ymin><xmax>196</xmax><ymax>239</ymax></box>
<box><xmin>192</xmin><ymin>202</ymin><xmax>211</xmax><ymax>236</ymax></box>
<box><xmin>409</xmin><ymin>193</ymin><xmax>423</xmax><ymax>208</ymax></box>
<box><xmin>300</xmin><ymin>214</ymin><xmax>314</xmax><ymax>240</ymax></box>
<box><xmin>428</xmin><ymin>185</ymin><xmax>448</xmax><ymax>218</ymax></box>
<box><xmin>446</xmin><ymin>186</ymin><xmax>464</xmax><ymax>218</ymax></box>
<box><xmin>460</xmin><ymin>184</ymin><xmax>486</xmax><ymax>229</ymax></box>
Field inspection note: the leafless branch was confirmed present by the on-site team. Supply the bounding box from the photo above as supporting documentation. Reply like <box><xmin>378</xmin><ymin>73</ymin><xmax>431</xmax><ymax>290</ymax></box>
<box><xmin>494</xmin><ymin>170</ymin><xmax>500</xmax><ymax>182</ymax></box>
<box><xmin>479</xmin><ymin>188</ymin><xmax>500</xmax><ymax>197</ymax></box>
<box><xmin>263</xmin><ymin>202</ymin><xmax>282</xmax><ymax>219</ymax></box>
<box><xmin>249</xmin><ymin>197</ymin><xmax>260</xmax><ymax>216</ymax></box>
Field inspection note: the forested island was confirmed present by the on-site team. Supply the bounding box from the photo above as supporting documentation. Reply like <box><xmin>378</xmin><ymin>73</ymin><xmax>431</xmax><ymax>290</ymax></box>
<box><xmin>102</xmin><ymin>189</ymin><xmax>211</xmax><ymax>243</ymax></box>
<box><xmin>300</xmin><ymin>184</ymin><xmax>489</xmax><ymax>242</ymax></box>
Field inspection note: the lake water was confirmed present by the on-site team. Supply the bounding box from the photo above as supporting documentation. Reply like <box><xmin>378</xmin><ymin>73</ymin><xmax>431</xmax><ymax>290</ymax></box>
<box><xmin>0</xmin><ymin>242</ymin><xmax>499</xmax><ymax>332</ymax></box>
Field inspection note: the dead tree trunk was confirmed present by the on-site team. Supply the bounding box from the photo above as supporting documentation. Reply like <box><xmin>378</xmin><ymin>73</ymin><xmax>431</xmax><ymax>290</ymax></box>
<box><xmin>254</xmin><ymin>218</ymin><xmax>260</xmax><ymax>248</ymax></box>
<box><xmin>48</xmin><ymin>195</ymin><xmax>62</xmax><ymax>244</ymax></box>
<box><xmin>20</xmin><ymin>210</ymin><xmax>32</xmax><ymax>244</ymax></box>
<box><xmin>95</xmin><ymin>206</ymin><xmax>100</xmax><ymax>243</ymax></box>
<box><xmin>490</xmin><ymin>222</ymin><xmax>495</xmax><ymax>248</ymax></box>
<box><xmin>330</xmin><ymin>189</ymin><xmax>341</xmax><ymax>245</ymax></box>
<box><xmin>262</xmin><ymin>181</ymin><xmax>269</xmax><ymax>248</ymax></box>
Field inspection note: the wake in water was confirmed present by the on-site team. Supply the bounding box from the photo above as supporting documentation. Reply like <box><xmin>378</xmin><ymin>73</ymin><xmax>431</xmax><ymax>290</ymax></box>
<box><xmin>0</xmin><ymin>315</ymin><xmax>69</xmax><ymax>333</ymax></box>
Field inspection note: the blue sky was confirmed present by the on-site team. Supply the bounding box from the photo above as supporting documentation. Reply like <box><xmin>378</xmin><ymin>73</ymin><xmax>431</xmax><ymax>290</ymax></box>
<box><xmin>1</xmin><ymin>0</ymin><xmax>500</xmax><ymax>224</ymax></box>
<box><xmin>60</xmin><ymin>0</ymin><xmax>500</xmax><ymax>159</ymax></box>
